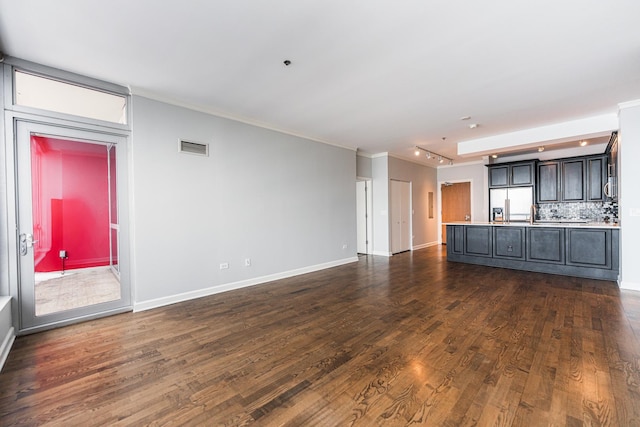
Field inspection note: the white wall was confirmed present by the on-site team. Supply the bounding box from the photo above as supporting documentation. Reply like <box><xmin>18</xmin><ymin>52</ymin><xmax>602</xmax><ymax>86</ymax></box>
<box><xmin>619</xmin><ymin>102</ymin><xmax>640</xmax><ymax>290</ymax></box>
<box><xmin>356</xmin><ymin>154</ymin><xmax>372</xmax><ymax>178</ymax></box>
<box><xmin>388</xmin><ymin>156</ymin><xmax>438</xmax><ymax>248</ymax></box>
<box><xmin>0</xmin><ymin>297</ymin><xmax>14</xmax><ymax>372</ymax></box>
<box><xmin>131</xmin><ymin>96</ymin><xmax>357</xmax><ymax>307</ymax></box>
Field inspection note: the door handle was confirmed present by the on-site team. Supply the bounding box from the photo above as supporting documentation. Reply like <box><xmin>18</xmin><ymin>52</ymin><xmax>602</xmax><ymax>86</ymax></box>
<box><xmin>19</xmin><ymin>233</ymin><xmax>38</xmax><ymax>256</ymax></box>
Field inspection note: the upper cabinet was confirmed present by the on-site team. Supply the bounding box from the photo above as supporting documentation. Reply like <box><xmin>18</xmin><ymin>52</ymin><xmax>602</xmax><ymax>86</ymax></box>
<box><xmin>536</xmin><ymin>155</ymin><xmax>607</xmax><ymax>203</ymax></box>
<box><xmin>586</xmin><ymin>156</ymin><xmax>607</xmax><ymax>201</ymax></box>
<box><xmin>488</xmin><ymin>161</ymin><xmax>535</xmax><ymax>188</ymax></box>
<box><xmin>561</xmin><ymin>159</ymin><xmax>585</xmax><ymax>201</ymax></box>
<box><xmin>604</xmin><ymin>132</ymin><xmax>618</xmax><ymax>201</ymax></box>
<box><xmin>537</xmin><ymin>161</ymin><xmax>560</xmax><ymax>203</ymax></box>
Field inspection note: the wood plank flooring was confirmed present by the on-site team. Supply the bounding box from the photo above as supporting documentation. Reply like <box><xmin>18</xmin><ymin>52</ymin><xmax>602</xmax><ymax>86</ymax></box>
<box><xmin>2</xmin><ymin>246</ymin><xmax>640</xmax><ymax>426</ymax></box>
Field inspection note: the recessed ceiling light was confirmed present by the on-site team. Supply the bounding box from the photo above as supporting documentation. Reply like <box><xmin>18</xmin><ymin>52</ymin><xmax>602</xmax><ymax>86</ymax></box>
<box><xmin>491</xmin><ymin>154</ymin><xmax>498</xmax><ymax>159</ymax></box>
<box><xmin>469</xmin><ymin>123</ymin><xmax>478</xmax><ymax>129</ymax></box>
<box><xmin>579</xmin><ymin>140</ymin><xmax>588</xmax><ymax>147</ymax></box>
<box><xmin>414</xmin><ymin>148</ymin><xmax>420</xmax><ymax>156</ymax></box>
<box><xmin>538</xmin><ymin>146</ymin><xmax>545</xmax><ymax>152</ymax></box>
<box><xmin>460</xmin><ymin>116</ymin><xmax>471</xmax><ymax>121</ymax></box>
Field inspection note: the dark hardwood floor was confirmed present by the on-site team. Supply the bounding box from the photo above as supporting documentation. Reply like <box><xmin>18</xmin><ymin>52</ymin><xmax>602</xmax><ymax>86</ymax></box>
<box><xmin>2</xmin><ymin>246</ymin><xmax>640</xmax><ymax>426</ymax></box>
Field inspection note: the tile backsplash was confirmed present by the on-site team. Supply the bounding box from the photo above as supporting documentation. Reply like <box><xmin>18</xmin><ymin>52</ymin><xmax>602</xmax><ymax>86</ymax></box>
<box><xmin>537</xmin><ymin>201</ymin><xmax>618</xmax><ymax>223</ymax></box>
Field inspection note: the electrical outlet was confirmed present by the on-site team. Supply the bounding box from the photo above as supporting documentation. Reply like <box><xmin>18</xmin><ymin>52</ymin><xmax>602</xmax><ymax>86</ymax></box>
<box><xmin>219</xmin><ymin>262</ymin><xmax>229</xmax><ymax>270</ymax></box>
<box><xmin>244</xmin><ymin>258</ymin><xmax>251</xmax><ymax>267</ymax></box>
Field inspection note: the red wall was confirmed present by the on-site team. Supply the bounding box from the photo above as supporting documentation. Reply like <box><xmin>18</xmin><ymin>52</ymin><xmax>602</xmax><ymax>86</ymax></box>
<box><xmin>32</xmin><ymin>136</ymin><xmax>111</xmax><ymax>272</ymax></box>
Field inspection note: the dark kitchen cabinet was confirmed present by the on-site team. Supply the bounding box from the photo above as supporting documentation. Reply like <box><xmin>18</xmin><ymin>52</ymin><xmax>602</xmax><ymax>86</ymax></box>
<box><xmin>527</xmin><ymin>227</ymin><xmax>565</xmax><ymax>264</ymax></box>
<box><xmin>566</xmin><ymin>228</ymin><xmax>611</xmax><ymax>269</ymax></box>
<box><xmin>586</xmin><ymin>156</ymin><xmax>607</xmax><ymax>201</ymax></box>
<box><xmin>464</xmin><ymin>226</ymin><xmax>492</xmax><ymax>257</ymax></box>
<box><xmin>489</xmin><ymin>165</ymin><xmax>509</xmax><ymax>187</ymax></box>
<box><xmin>561</xmin><ymin>159</ymin><xmax>585</xmax><ymax>201</ymax></box>
<box><xmin>447</xmin><ymin>225</ymin><xmax>465</xmax><ymax>254</ymax></box>
<box><xmin>447</xmin><ymin>224</ymin><xmax>618</xmax><ymax>281</ymax></box>
<box><xmin>537</xmin><ymin>161</ymin><xmax>560</xmax><ymax>203</ymax></box>
<box><xmin>536</xmin><ymin>155</ymin><xmax>605</xmax><ymax>203</ymax></box>
<box><xmin>488</xmin><ymin>161</ymin><xmax>534</xmax><ymax>188</ymax></box>
<box><xmin>494</xmin><ymin>227</ymin><xmax>525</xmax><ymax>259</ymax></box>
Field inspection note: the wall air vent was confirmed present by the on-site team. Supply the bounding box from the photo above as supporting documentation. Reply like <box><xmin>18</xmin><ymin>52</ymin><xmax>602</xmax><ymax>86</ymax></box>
<box><xmin>179</xmin><ymin>140</ymin><xmax>209</xmax><ymax>156</ymax></box>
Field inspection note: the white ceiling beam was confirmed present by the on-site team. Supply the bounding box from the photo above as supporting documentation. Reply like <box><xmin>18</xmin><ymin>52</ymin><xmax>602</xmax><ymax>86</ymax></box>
<box><xmin>457</xmin><ymin>114</ymin><xmax>619</xmax><ymax>157</ymax></box>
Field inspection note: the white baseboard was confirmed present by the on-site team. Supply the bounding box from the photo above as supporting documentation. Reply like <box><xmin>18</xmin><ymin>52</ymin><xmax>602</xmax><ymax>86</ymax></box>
<box><xmin>413</xmin><ymin>241</ymin><xmax>440</xmax><ymax>250</ymax></box>
<box><xmin>134</xmin><ymin>256</ymin><xmax>359</xmax><ymax>312</ymax></box>
<box><xmin>0</xmin><ymin>327</ymin><xmax>15</xmax><ymax>373</ymax></box>
<box><xmin>372</xmin><ymin>251</ymin><xmax>392</xmax><ymax>257</ymax></box>
<box><xmin>0</xmin><ymin>296</ymin><xmax>14</xmax><ymax>373</ymax></box>
<box><xmin>619</xmin><ymin>280</ymin><xmax>640</xmax><ymax>292</ymax></box>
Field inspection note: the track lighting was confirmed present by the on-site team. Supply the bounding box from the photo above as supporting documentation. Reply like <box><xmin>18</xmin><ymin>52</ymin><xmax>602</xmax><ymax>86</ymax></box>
<box><xmin>414</xmin><ymin>146</ymin><xmax>453</xmax><ymax>165</ymax></box>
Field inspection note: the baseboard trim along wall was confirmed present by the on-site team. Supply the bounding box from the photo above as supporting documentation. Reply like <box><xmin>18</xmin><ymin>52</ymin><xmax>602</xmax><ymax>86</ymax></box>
<box><xmin>134</xmin><ymin>256</ymin><xmax>359</xmax><ymax>312</ymax></box>
<box><xmin>413</xmin><ymin>241</ymin><xmax>440</xmax><ymax>250</ymax></box>
<box><xmin>619</xmin><ymin>280</ymin><xmax>640</xmax><ymax>292</ymax></box>
<box><xmin>0</xmin><ymin>296</ymin><xmax>15</xmax><ymax>373</ymax></box>
<box><xmin>372</xmin><ymin>251</ymin><xmax>392</xmax><ymax>257</ymax></box>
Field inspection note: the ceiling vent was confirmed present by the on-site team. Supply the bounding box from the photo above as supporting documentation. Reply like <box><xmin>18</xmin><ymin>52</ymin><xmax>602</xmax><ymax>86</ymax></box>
<box><xmin>179</xmin><ymin>140</ymin><xmax>208</xmax><ymax>156</ymax></box>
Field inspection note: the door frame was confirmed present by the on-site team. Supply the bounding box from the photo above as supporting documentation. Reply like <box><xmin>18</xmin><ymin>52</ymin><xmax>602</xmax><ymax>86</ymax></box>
<box><xmin>4</xmin><ymin>113</ymin><xmax>133</xmax><ymax>334</ymax></box>
<box><xmin>438</xmin><ymin>179</ymin><xmax>474</xmax><ymax>244</ymax></box>
<box><xmin>356</xmin><ymin>178</ymin><xmax>373</xmax><ymax>254</ymax></box>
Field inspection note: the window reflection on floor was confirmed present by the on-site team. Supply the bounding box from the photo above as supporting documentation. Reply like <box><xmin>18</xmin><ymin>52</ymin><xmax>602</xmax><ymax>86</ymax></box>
<box><xmin>35</xmin><ymin>266</ymin><xmax>120</xmax><ymax>316</ymax></box>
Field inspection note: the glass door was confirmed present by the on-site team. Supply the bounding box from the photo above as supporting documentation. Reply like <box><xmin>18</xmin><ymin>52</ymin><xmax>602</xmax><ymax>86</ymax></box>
<box><xmin>15</xmin><ymin>120</ymin><xmax>131</xmax><ymax>331</ymax></box>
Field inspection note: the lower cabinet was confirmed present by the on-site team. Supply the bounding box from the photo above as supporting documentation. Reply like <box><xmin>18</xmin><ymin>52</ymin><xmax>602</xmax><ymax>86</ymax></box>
<box><xmin>465</xmin><ymin>226</ymin><xmax>492</xmax><ymax>257</ymax></box>
<box><xmin>494</xmin><ymin>227</ymin><xmax>525</xmax><ymax>259</ymax></box>
<box><xmin>566</xmin><ymin>228</ymin><xmax>611</xmax><ymax>268</ymax></box>
<box><xmin>448</xmin><ymin>225</ymin><xmax>464</xmax><ymax>254</ymax></box>
<box><xmin>446</xmin><ymin>225</ymin><xmax>618</xmax><ymax>281</ymax></box>
<box><xmin>527</xmin><ymin>227</ymin><xmax>565</xmax><ymax>264</ymax></box>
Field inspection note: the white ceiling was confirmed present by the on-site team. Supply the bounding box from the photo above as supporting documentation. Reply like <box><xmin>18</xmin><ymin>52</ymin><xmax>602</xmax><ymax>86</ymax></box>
<box><xmin>1</xmin><ymin>0</ymin><xmax>639</xmax><ymax>165</ymax></box>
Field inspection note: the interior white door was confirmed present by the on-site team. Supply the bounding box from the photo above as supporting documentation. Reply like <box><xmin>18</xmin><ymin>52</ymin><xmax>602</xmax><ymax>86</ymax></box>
<box><xmin>391</xmin><ymin>180</ymin><xmax>411</xmax><ymax>254</ymax></box>
<box><xmin>356</xmin><ymin>181</ymin><xmax>368</xmax><ymax>254</ymax></box>
<box><xmin>13</xmin><ymin>119</ymin><xmax>131</xmax><ymax>333</ymax></box>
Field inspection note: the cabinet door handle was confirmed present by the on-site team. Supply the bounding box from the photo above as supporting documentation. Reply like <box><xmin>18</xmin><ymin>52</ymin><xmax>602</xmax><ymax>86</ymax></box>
<box><xmin>603</xmin><ymin>182</ymin><xmax>611</xmax><ymax>197</ymax></box>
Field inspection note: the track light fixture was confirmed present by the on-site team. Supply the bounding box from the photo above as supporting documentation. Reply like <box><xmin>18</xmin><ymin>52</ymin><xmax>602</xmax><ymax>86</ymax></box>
<box><xmin>414</xmin><ymin>146</ymin><xmax>453</xmax><ymax>165</ymax></box>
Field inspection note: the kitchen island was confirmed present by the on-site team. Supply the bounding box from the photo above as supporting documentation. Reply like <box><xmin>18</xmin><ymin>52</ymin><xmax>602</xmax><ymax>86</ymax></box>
<box><xmin>445</xmin><ymin>222</ymin><xmax>619</xmax><ymax>281</ymax></box>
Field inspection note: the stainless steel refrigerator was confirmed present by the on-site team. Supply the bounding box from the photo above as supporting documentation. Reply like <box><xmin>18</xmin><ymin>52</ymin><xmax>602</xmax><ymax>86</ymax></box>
<box><xmin>489</xmin><ymin>187</ymin><xmax>534</xmax><ymax>222</ymax></box>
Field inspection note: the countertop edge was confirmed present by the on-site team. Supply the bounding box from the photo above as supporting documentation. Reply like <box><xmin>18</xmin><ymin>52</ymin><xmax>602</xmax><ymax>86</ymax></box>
<box><xmin>444</xmin><ymin>221</ymin><xmax>620</xmax><ymax>229</ymax></box>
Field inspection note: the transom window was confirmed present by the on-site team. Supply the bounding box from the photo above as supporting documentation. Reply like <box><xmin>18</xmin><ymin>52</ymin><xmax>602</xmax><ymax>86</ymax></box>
<box><xmin>14</xmin><ymin>70</ymin><xmax>127</xmax><ymax>124</ymax></box>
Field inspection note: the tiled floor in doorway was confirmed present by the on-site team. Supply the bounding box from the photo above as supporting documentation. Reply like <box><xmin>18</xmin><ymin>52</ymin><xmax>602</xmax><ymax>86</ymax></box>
<box><xmin>35</xmin><ymin>267</ymin><xmax>120</xmax><ymax>316</ymax></box>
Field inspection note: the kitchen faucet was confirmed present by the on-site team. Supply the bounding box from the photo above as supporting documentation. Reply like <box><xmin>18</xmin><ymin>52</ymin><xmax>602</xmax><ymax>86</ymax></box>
<box><xmin>529</xmin><ymin>204</ymin><xmax>537</xmax><ymax>224</ymax></box>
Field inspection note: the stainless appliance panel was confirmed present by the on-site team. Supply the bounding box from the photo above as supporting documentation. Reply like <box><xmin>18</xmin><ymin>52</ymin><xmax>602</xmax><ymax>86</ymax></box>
<box><xmin>489</xmin><ymin>187</ymin><xmax>533</xmax><ymax>222</ymax></box>
<box><xmin>507</xmin><ymin>187</ymin><xmax>533</xmax><ymax>222</ymax></box>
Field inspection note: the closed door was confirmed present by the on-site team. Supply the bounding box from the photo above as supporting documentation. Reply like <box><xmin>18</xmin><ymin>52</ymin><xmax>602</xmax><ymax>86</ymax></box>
<box><xmin>390</xmin><ymin>180</ymin><xmax>411</xmax><ymax>254</ymax></box>
<box><xmin>356</xmin><ymin>180</ymin><xmax>372</xmax><ymax>254</ymax></box>
<box><xmin>14</xmin><ymin>120</ymin><xmax>131</xmax><ymax>332</ymax></box>
<box><xmin>441</xmin><ymin>182</ymin><xmax>471</xmax><ymax>243</ymax></box>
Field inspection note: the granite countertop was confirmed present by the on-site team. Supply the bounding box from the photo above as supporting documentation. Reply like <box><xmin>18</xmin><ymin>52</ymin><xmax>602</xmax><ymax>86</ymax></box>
<box><xmin>444</xmin><ymin>221</ymin><xmax>620</xmax><ymax>229</ymax></box>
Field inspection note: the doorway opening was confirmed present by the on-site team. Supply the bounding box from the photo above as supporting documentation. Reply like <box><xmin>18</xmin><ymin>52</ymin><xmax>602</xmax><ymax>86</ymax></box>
<box><xmin>29</xmin><ymin>135</ymin><xmax>120</xmax><ymax>317</ymax></box>
<box><xmin>441</xmin><ymin>181</ymin><xmax>471</xmax><ymax>243</ymax></box>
